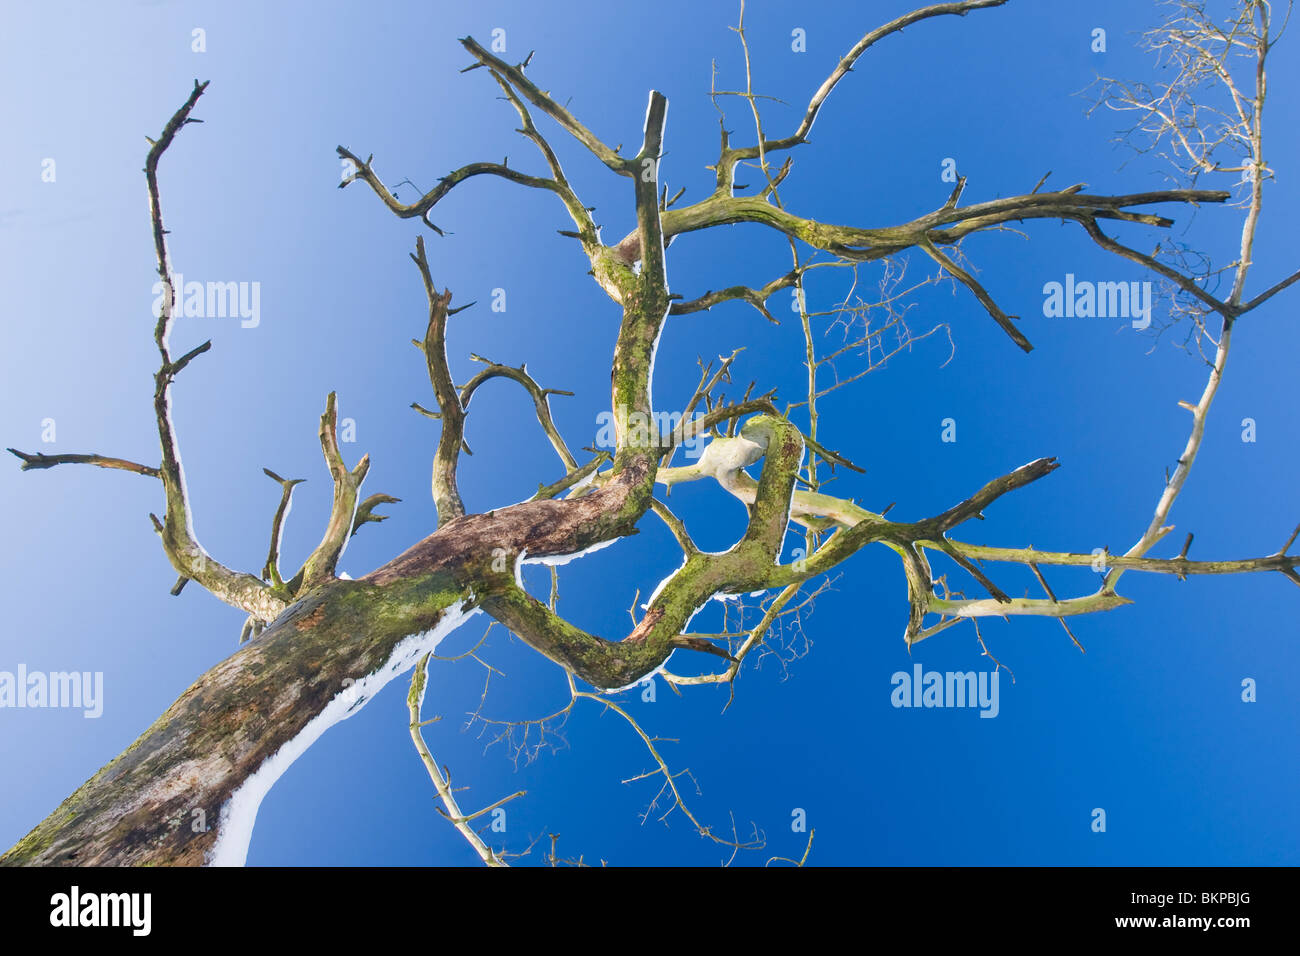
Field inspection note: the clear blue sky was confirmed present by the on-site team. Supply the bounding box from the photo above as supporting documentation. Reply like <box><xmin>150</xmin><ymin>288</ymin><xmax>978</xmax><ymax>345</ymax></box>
<box><xmin>1</xmin><ymin>0</ymin><xmax>1296</xmax><ymax>865</ymax></box>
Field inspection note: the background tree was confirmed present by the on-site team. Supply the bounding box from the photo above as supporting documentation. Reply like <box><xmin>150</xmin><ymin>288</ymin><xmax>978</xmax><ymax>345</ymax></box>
<box><xmin>1</xmin><ymin>0</ymin><xmax>1296</xmax><ymax>866</ymax></box>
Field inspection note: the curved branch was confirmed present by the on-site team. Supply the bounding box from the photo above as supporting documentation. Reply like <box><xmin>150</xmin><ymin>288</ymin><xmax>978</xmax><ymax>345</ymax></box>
<box><xmin>337</xmin><ymin>147</ymin><xmax>558</xmax><ymax>236</ymax></box>
<box><xmin>460</xmin><ymin>356</ymin><xmax>577</xmax><ymax>472</ymax></box>
<box><xmin>352</xmin><ymin>493</ymin><xmax>400</xmax><ymax>537</ymax></box>
<box><xmin>482</xmin><ymin>418</ymin><xmax>805</xmax><ymax>689</ymax></box>
<box><xmin>720</xmin><ymin>1</ymin><xmax>1011</xmax><ymax>172</ymax></box>
<box><xmin>146</xmin><ymin>81</ymin><xmax>286</xmax><ymax>623</ymax></box>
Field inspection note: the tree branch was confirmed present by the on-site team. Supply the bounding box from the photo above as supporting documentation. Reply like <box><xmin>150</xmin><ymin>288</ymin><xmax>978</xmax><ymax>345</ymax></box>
<box><xmin>719</xmin><ymin>1</ymin><xmax>1011</xmax><ymax>173</ymax></box>
<box><xmin>410</xmin><ymin>235</ymin><xmax>468</xmax><ymax>524</ymax></box>
<box><xmin>294</xmin><ymin>393</ymin><xmax>369</xmax><ymax>590</ymax></box>
<box><xmin>337</xmin><ymin>146</ymin><xmax>558</xmax><ymax>236</ymax></box>
<box><xmin>668</xmin><ymin>270</ymin><xmax>798</xmax><ymax>323</ymax></box>
<box><xmin>261</xmin><ymin>468</ymin><xmax>305</xmax><ymax>591</ymax></box>
<box><xmin>459</xmin><ymin>37</ymin><xmax>633</xmax><ymax>176</ymax></box>
<box><xmin>145</xmin><ymin>81</ymin><xmax>286</xmax><ymax>623</ymax></box>
<box><xmin>352</xmin><ymin>493</ymin><xmax>400</xmax><ymax>537</ymax></box>
<box><xmin>460</xmin><ymin>355</ymin><xmax>578</xmax><ymax>472</ymax></box>
<box><xmin>7</xmin><ymin>449</ymin><xmax>160</xmax><ymax>478</ymax></box>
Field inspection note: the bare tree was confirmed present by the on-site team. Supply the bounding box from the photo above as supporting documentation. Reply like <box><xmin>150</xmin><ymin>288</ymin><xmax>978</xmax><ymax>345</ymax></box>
<box><xmin>4</xmin><ymin>0</ymin><xmax>1296</xmax><ymax>867</ymax></box>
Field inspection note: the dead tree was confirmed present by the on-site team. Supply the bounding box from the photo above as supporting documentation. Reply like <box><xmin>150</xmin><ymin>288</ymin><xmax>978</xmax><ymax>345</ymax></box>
<box><xmin>4</xmin><ymin>0</ymin><xmax>1297</xmax><ymax>866</ymax></box>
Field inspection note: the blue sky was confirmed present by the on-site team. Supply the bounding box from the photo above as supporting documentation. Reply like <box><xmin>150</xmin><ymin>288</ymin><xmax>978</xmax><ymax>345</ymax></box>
<box><xmin>1</xmin><ymin>0</ymin><xmax>1296</xmax><ymax>866</ymax></box>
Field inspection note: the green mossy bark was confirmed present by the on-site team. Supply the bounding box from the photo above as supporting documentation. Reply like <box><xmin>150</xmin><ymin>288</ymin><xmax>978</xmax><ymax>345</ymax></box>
<box><xmin>0</xmin><ymin>573</ymin><xmax>468</xmax><ymax>867</ymax></box>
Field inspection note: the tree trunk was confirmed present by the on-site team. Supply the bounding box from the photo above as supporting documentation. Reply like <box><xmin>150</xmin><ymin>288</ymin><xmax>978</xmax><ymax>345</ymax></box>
<box><xmin>0</xmin><ymin>467</ymin><xmax>651</xmax><ymax>866</ymax></box>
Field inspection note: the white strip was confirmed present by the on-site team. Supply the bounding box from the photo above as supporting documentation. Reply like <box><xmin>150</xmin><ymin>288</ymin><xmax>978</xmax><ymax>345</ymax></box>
<box><xmin>641</xmin><ymin>555</ymin><xmax>689</xmax><ymax>610</ymax></box>
<box><xmin>521</xmin><ymin>536</ymin><xmax>622</xmax><ymax>568</ymax></box>
<box><xmin>206</xmin><ymin>601</ymin><xmax>477</xmax><ymax>866</ymax></box>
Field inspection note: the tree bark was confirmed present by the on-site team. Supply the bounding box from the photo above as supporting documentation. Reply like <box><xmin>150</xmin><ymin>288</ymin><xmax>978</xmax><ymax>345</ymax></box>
<box><xmin>0</xmin><ymin>465</ymin><xmax>652</xmax><ymax>866</ymax></box>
